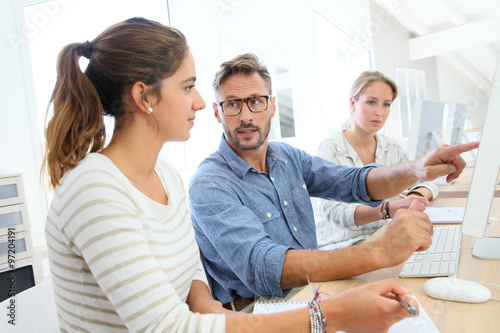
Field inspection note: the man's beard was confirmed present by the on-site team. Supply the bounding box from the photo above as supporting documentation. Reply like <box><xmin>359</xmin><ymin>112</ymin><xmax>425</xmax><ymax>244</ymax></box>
<box><xmin>223</xmin><ymin>118</ymin><xmax>272</xmax><ymax>151</ymax></box>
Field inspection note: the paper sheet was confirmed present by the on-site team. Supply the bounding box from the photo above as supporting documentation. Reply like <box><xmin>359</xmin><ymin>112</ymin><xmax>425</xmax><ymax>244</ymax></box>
<box><xmin>425</xmin><ymin>206</ymin><xmax>465</xmax><ymax>224</ymax></box>
<box><xmin>388</xmin><ymin>294</ymin><xmax>439</xmax><ymax>333</ymax></box>
<box><xmin>253</xmin><ymin>300</ymin><xmax>308</xmax><ymax>314</ymax></box>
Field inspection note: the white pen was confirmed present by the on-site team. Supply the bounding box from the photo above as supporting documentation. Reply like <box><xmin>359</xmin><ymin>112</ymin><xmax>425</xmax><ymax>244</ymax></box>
<box><xmin>395</xmin><ymin>294</ymin><xmax>417</xmax><ymax>316</ymax></box>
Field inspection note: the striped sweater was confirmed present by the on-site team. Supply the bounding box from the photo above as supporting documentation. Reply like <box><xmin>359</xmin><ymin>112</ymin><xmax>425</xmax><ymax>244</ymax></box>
<box><xmin>45</xmin><ymin>153</ymin><xmax>225</xmax><ymax>332</ymax></box>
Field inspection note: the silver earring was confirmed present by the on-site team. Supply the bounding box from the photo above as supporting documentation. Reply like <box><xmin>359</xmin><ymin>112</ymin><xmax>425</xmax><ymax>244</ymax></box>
<box><xmin>146</xmin><ymin>107</ymin><xmax>153</xmax><ymax>114</ymax></box>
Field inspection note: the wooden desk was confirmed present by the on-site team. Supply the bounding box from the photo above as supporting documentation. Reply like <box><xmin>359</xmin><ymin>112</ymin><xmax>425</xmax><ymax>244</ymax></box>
<box><xmin>435</xmin><ymin>166</ymin><xmax>500</xmax><ymax>198</ymax></box>
<box><xmin>292</xmin><ymin>198</ymin><xmax>500</xmax><ymax>332</ymax></box>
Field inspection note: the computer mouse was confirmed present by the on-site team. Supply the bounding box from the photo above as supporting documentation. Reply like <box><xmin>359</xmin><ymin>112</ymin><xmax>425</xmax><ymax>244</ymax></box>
<box><xmin>424</xmin><ymin>277</ymin><xmax>491</xmax><ymax>303</ymax></box>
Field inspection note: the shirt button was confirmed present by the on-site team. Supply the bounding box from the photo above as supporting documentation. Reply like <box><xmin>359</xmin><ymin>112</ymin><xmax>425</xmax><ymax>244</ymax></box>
<box><xmin>284</xmin><ymin>200</ymin><xmax>288</xmax><ymax>206</ymax></box>
<box><xmin>293</xmin><ymin>226</ymin><xmax>298</xmax><ymax>232</ymax></box>
<box><xmin>271</xmin><ymin>177</ymin><xmax>275</xmax><ymax>181</ymax></box>
<box><xmin>302</xmin><ymin>184</ymin><xmax>307</xmax><ymax>189</ymax></box>
<box><xmin>267</xmin><ymin>212</ymin><xmax>272</xmax><ymax>218</ymax></box>
<box><xmin>251</xmin><ymin>169</ymin><xmax>257</xmax><ymax>172</ymax></box>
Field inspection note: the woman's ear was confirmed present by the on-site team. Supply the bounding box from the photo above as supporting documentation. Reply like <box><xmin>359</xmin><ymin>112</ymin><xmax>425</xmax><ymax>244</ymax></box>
<box><xmin>349</xmin><ymin>97</ymin><xmax>356</xmax><ymax>112</ymax></box>
<box><xmin>130</xmin><ymin>81</ymin><xmax>153</xmax><ymax>113</ymax></box>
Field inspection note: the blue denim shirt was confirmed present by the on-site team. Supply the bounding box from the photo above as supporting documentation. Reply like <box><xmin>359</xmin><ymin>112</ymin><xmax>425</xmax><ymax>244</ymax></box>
<box><xmin>189</xmin><ymin>135</ymin><xmax>381</xmax><ymax>303</ymax></box>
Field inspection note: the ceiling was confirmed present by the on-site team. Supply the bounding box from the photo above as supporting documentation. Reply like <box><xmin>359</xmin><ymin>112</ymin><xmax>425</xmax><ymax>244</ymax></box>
<box><xmin>373</xmin><ymin>0</ymin><xmax>500</xmax><ymax>90</ymax></box>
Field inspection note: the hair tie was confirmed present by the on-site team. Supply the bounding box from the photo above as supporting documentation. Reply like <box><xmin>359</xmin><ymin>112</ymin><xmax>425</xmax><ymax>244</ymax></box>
<box><xmin>82</xmin><ymin>40</ymin><xmax>92</xmax><ymax>59</ymax></box>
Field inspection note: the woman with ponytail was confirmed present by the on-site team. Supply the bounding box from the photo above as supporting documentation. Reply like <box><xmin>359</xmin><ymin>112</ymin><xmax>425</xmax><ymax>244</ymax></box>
<box><xmin>43</xmin><ymin>18</ymin><xmax>418</xmax><ymax>333</ymax></box>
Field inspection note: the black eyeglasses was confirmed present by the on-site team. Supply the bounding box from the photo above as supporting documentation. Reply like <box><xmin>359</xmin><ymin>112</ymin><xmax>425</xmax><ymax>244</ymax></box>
<box><xmin>218</xmin><ymin>95</ymin><xmax>272</xmax><ymax>116</ymax></box>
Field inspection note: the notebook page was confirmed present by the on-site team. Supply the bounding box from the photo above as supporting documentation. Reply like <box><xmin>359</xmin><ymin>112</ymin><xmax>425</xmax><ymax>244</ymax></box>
<box><xmin>387</xmin><ymin>295</ymin><xmax>439</xmax><ymax>333</ymax></box>
<box><xmin>425</xmin><ymin>206</ymin><xmax>465</xmax><ymax>224</ymax></box>
<box><xmin>253</xmin><ymin>300</ymin><xmax>308</xmax><ymax>314</ymax></box>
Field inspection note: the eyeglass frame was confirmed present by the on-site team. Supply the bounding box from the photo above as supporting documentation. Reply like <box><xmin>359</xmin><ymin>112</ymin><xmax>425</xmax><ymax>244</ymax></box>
<box><xmin>217</xmin><ymin>95</ymin><xmax>273</xmax><ymax>116</ymax></box>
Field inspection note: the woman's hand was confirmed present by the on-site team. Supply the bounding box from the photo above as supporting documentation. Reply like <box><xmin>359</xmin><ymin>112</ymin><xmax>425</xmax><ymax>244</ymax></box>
<box><xmin>322</xmin><ymin>278</ymin><xmax>418</xmax><ymax>333</ymax></box>
<box><xmin>389</xmin><ymin>195</ymin><xmax>428</xmax><ymax>217</ymax></box>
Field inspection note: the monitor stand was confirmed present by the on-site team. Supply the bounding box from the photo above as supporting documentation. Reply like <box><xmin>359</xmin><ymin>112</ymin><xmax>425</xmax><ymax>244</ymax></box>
<box><xmin>472</xmin><ymin>237</ymin><xmax>500</xmax><ymax>260</ymax></box>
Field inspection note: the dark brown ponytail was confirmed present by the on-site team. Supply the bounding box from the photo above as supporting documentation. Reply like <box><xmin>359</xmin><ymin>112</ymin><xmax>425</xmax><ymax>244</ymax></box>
<box><xmin>42</xmin><ymin>18</ymin><xmax>188</xmax><ymax>189</ymax></box>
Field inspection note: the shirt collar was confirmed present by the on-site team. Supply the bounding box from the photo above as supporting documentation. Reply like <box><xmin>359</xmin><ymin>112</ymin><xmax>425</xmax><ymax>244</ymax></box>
<box><xmin>335</xmin><ymin>131</ymin><xmax>357</xmax><ymax>160</ymax></box>
<box><xmin>336</xmin><ymin>131</ymin><xmax>390</xmax><ymax>162</ymax></box>
<box><xmin>374</xmin><ymin>133</ymin><xmax>392</xmax><ymax>160</ymax></box>
<box><xmin>217</xmin><ymin>134</ymin><xmax>287</xmax><ymax>179</ymax></box>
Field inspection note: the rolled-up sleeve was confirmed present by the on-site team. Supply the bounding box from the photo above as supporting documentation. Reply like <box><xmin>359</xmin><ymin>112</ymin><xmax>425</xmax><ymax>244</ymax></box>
<box><xmin>305</xmin><ymin>155</ymin><xmax>382</xmax><ymax>207</ymax></box>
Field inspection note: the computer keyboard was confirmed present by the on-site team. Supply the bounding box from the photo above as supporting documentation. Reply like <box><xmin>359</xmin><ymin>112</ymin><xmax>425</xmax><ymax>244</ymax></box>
<box><xmin>399</xmin><ymin>225</ymin><xmax>462</xmax><ymax>278</ymax></box>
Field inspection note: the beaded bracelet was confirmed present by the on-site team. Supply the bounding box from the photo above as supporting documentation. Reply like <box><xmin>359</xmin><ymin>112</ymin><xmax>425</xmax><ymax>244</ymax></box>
<box><xmin>379</xmin><ymin>201</ymin><xmax>390</xmax><ymax>220</ymax></box>
<box><xmin>307</xmin><ymin>277</ymin><xmax>328</xmax><ymax>333</ymax></box>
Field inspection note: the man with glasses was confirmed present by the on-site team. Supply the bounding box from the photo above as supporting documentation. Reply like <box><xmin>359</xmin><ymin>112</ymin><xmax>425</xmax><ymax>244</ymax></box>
<box><xmin>189</xmin><ymin>53</ymin><xmax>477</xmax><ymax>312</ymax></box>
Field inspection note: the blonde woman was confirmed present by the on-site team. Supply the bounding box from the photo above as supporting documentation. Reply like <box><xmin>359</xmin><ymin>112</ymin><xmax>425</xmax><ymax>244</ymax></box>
<box><xmin>314</xmin><ymin>71</ymin><xmax>438</xmax><ymax>251</ymax></box>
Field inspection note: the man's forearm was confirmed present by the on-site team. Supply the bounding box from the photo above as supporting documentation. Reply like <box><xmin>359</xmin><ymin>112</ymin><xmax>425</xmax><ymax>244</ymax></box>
<box><xmin>365</xmin><ymin>161</ymin><xmax>419</xmax><ymax>200</ymax></box>
<box><xmin>366</xmin><ymin>142</ymin><xmax>479</xmax><ymax>200</ymax></box>
<box><xmin>280</xmin><ymin>199</ymin><xmax>435</xmax><ymax>289</ymax></box>
<box><xmin>280</xmin><ymin>243</ymin><xmax>389</xmax><ymax>289</ymax></box>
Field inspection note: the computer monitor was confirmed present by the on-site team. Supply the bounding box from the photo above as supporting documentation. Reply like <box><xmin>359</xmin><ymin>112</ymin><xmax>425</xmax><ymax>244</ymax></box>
<box><xmin>0</xmin><ymin>264</ymin><xmax>36</xmax><ymax>302</ymax></box>
<box><xmin>444</xmin><ymin>103</ymin><xmax>467</xmax><ymax>145</ymax></box>
<box><xmin>443</xmin><ymin>103</ymin><xmax>477</xmax><ymax>162</ymax></box>
<box><xmin>461</xmin><ymin>57</ymin><xmax>500</xmax><ymax>260</ymax></box>
<box><xmin>407</xmin><ymin>99</ymin><xmax>445</xmax><ymax>160</ymax></box>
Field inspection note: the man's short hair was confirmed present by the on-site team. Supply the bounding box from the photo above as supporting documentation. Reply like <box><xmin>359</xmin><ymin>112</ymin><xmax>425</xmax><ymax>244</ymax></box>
<box><xmin>212</xmin><ymin>53</ymin><xmax>272</xmax><ymax>99</ymax></box>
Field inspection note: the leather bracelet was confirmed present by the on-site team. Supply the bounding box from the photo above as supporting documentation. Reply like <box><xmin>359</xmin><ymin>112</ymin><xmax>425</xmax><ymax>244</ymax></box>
<box><xmin>379</xmin><ymin>201</ymin><xmax>390</xmax><ymax>220</ymax></box>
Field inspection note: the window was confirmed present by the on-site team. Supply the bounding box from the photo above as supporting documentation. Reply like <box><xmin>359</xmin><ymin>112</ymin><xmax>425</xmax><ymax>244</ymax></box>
<box><xmin>313</xmin><ymin>11</ymin><xmax>372</xmax><ymax>138</ymax></box>
<box><xmin>220</xmin><ymin>37</ymin><xmax>295</xmax><ymax>140</ymax></box>
<box><xmin>24</xmin><ymin>0</ymin><xmax>171</xmax><ymax>160</ymax></box>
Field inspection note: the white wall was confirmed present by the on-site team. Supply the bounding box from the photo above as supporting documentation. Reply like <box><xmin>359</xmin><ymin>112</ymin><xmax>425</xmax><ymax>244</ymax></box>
<box><xmin>0</xmin><ymin>0</ymin><xmax>48</xmax><ymax>248</ymax></box>
<box><xmin>369</xmin><ymin>0</ymin><xmax>440</xmax><ymax>150</ymax></box>
<box><xmin>436</xmin><ymin>55</ymin><xmax>490</xmax><ymax>129</ymax></box>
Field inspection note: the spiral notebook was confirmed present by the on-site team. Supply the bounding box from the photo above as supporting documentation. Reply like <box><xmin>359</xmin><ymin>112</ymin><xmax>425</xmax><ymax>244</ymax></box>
<box><xmin>253</xmin><ymin>295</ymin><xmax>439</xmax><ymax>333</ymax></box>
<box><xmin>253</xmin><ymin>300</ymin><xmax>308</xmax><ymax>314</ymax></box>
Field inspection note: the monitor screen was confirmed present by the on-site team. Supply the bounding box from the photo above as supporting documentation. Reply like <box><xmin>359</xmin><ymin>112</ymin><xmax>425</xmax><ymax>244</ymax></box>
<box><xmin>407</xmin><ymin>99</ymin><xmax>445</xmax><ymax>160</ymax></box>
<box><xmin>461</xmin><ymin>57</ymin><xmax>500</xmax><ymax>260</ymax></box>
<box><xmin>443</xmin><ymin>103</ymin><xmax>467</xmax><ymax>146</ymax></box>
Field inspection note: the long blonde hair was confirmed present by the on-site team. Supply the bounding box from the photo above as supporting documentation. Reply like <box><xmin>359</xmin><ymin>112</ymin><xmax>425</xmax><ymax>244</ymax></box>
<box><xmin>42</xmin><ymin>18</ymin><xmax>188</xmax><ymax>189</ymax></box>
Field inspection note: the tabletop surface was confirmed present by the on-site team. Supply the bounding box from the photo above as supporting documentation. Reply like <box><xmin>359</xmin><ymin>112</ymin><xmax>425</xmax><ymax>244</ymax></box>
<box><xmin>291</xmin><ymin>197</ymin><xmax>500</xmax><ymax>333</ymax></box>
